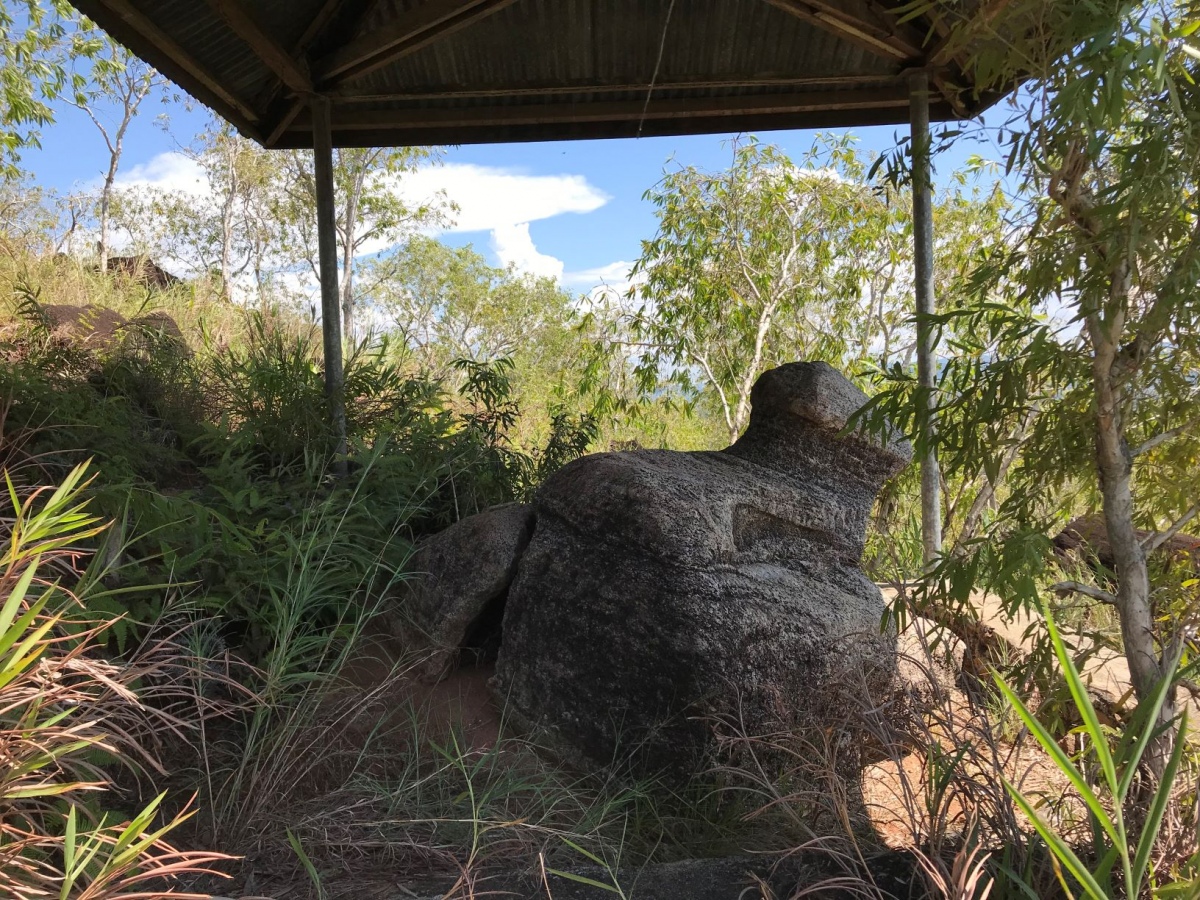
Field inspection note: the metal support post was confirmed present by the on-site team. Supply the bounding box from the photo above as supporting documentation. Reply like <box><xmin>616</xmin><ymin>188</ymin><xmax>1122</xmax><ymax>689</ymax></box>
<box><xmin>909</xmin><ymin>71</ymin><xmax>942</xmax><ymax>564</ymax></box>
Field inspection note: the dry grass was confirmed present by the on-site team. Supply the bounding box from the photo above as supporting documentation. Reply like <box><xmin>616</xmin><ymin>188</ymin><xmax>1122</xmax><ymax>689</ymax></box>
<box><xmin>186</xmin><ymin>629</ymin><xmax>751</xmax><ymax>899</ymax></box>
<box><xmin>0</xmin><ymin>467</ymin><xmax>239</xmax><ymax>899</ymax></box>
<box><xmin>0</xmin><ymin>251</ymin><xmax>313</xmax><ymax>360</ymax></box>
<box><xmin>705</xmin><ymin>642</ymin><xmax>1086</xmax><ymax>899</ymax></box>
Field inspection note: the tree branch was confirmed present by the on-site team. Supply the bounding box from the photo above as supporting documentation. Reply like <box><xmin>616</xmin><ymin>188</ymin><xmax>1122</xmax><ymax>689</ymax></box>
<box><xmin>732</xmin><ymin>295</ymin><xmax>781</xmax><ymax>437</ymax></box>
<box><xmin>1050</xmin><ymin>581</ymin><xmax>1118</xmax><ymax>605</ymax></box>
<box><xmin>690</xmin><ymin>349</ymin><xmax>735</xmax><ymax>439</ymax></box>
<box><xmin>955</xmin><ymin>405</ymin><xmax>1040</xmax><ymax>546</ymax></box>
<box><xmin>1143</xmin><ymin>498</ymin><xmax>1200</xmax><ymax>553</ymax></box>
<box><xmin>1132</xmin><ymin>416</ymin><xmax>1200</xmax><ymax>457</ymax></box>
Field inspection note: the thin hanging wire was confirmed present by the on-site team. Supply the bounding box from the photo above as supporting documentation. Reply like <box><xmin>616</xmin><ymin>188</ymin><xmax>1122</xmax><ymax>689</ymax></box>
<box><xmin>636</xmin><ymin>0</ymin><xmax>677</xmax><ymax>138</ymax></box>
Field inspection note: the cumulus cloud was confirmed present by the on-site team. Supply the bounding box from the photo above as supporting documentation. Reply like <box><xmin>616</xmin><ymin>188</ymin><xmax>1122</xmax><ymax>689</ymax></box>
<box><xmin>115</xmin><ymin>153</ymin><xmax>208</xmax><ymax>196</ymax></box>
<box><xmin>394</xmin><ymin>163</ymin><xmax>610</xmax><ymax>277</ymax></box>
<box><xmin>397</xmin><ymin>163</ymin><xmax>609</xmax><ymax>235</ymax></box>
<box><xmin>111</xmin><ymin>152</ymin><xmax>611</xmax><ymax>282</ymax></box>
<box><xmin>490</xmin><ymin>223</ymin><xmax>565</xmax><ymax>281</ymax></box>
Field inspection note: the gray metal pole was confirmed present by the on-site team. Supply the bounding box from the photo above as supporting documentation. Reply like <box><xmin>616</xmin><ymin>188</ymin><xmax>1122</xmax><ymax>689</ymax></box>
<box><xmin>312</xmin><ymin>95</ymin><xmax>348</xmax><ymax>473</ymax></box>
<box><xmin>909</xmin><ymin>71</ymin><xmax>942</xmax><ymax>564</ymax></box>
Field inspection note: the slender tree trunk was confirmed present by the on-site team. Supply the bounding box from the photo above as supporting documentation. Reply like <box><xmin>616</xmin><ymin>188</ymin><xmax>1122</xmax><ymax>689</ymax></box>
<box><xmin>1086</xmin><ymin>304</ymin><xmax>1175</xmax><ymax>774</ymax></box>
<box><xmin>93</xmin><ymin>83</ymin><xmax>145</xmax><ymax>274</ymax></box>
<box><xmin>340</xmin><ymin>177</ymin><xmax>360</xmax><ymax>341</ymax></box>
<box><xmin>99</xmin><ymin>160</ymin><xmax>117</xmax><ymax>271</ymax></box>
<box><xmin>1048</xmin><ymin>137</ymin><xmax>1179</xmax><ymax>778</ymax></box>
<box><xmin>910</xmin><ymin>72</ymin><xmax>943</xmax><ymax>566</ymax></box>
<box><xmin>221</xmin><ymin>185</ymin><xmax>237</xmax><ymax>298</ymax></box>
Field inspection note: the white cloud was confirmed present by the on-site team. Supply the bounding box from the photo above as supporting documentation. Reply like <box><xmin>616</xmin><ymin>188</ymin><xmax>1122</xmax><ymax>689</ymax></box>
<box><xmin>115</xmin><ymin>153</ymin><xmax>208</xmax><ymax>197</ymax></box>
<box><xmin>397</xmin><ymin>163</ymin><xmax>609</xmax><ymax>234</ymax></box>
<box><xmin>490</xmin><ymin>223</ymin><xmax>564</xmax><ymax>281</ymax></box>
<box><xmin>109</xmin><ymin>152</ymin><xmax>611</xmax><ymax>283</ymax></box>
<box><xmin>563</xmin><ymin>260</ymin><xmax>635</xmax><ymax>289</ymax></box>
<box><xmin>396</xmin><ymin>163</ymin><xmax>610</xmax><ymax>278</ymax></box>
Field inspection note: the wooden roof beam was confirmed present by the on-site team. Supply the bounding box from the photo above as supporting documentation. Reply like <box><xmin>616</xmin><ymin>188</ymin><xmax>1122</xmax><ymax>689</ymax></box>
<box><xmin>289</xmin><ymin>88</ymin><xmax>911</xmax><ymax>131</ymax></box>
<box><xmin>315</xmin><ymin>0</ymin><xmax>520</xmax><ymax>87</ymax></box>
<box><xmin>854</xmin><ymin>0</ymin><xmax>934</xmax><ymax>55</ymax></box>
<box><xmin>332</xmin><ymin>73</ymin><xmax>896</xmax><ymax>102</ymax></box>
<box><xmin>297</xmin><ymin>0</ymin><xmax>364</xmax><ymax>55</ymax></box>
<box><xmin>266</xmin><ymin>99</ymin><xmax>307</xmax><ymax>147</ymax></box>
<box><xmin>258</xmin><ymin>0</ymin><xmax>375</xmax><ymax>147</ymax></box>
<box><xmin>206</xmin><ymin>0</ymin><xmax>312</xmax><ymax>93</ymax></box>
<box><xmin>762</xmin><ymin>0</ymin><xmax>922</xmax><ymax>62</ymax></box>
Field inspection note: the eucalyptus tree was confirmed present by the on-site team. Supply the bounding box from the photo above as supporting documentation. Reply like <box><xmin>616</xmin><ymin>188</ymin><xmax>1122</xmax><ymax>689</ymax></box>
<box><xmin>152</xmin><ymin>120</ymin><xmax>287</xmax><ymax>298</ymax></box>
<box><xmin>0</xmin><ymin>0</ymin><xmax>81</xmax><ymax>178</ymax></box>
<box><xmin>624</xmin><ymin>136</ymin><xmax>878</xmax><ymax>443</ymax></box>
<box><xmin>376</xmin><ymin>236</ymin><xmax>578</xmax><ymax>375</ymax></box>
<box><xmin>867</xmin><ymin>0</ymin><xmax>1200</xmax><ymax>767</ymax></box>
<box><xmin>281</xmin><ymin>146</ymin><xmax>447</xmax><ymax>337</ymax></box>
<box><xmin>0</xmin><ymin>177</ymin><xmax>57</xmax><ymax>250</ymax></box>
<box><xmin>101</xmin><ymin>184</ymin><xmax>173</xmax><ymax>260</ymax></box>
<box><xmin>66</xmin><ymin>33</ymin><xmax>167</xmax><ymax>270</ymax></box>
<box><xmin>621</xmin><ymin>135</ymin><xmax>1012</xmax><ymax>445</ymax></box>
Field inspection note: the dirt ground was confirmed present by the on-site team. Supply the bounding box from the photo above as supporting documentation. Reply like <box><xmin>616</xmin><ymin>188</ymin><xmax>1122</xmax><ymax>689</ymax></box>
<box><xmin>205</xmin><ymin>593</ymin><xmax>1192</xmax><ymax>898</ymax></box>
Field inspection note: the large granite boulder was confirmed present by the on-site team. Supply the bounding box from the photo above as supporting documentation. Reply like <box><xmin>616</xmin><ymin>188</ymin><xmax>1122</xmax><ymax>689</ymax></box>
<box><xmin>1053</xmin><ymin>513</ymin><xmax>1200</xmax><ymax>573</ymax></box>
<box><xmin>493</xmin><ymin>362</ymin><xmax>912</xmax><ymax>775</ymax></box>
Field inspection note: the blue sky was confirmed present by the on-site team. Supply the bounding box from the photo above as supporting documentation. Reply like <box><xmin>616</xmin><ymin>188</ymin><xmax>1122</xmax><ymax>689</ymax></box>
<box><xmin>23</xmin><ymin>84</ymin><xmax>1015</xmax><ymax>295</ymax></box>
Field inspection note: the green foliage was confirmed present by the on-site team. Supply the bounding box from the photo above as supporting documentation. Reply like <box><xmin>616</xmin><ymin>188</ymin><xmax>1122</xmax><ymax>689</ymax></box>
<box><xmin>374</xmin><ymin>235</ymin><xmax>609</xmax><ymax>452</ymax></box>
<box><xmin>614</xmin><ymin>133</ymin><xmax>1013</xmax><ymax>443</ymax></box>
<box><xmin>996</xmin><ymin>603</ymin><xmax>1194</xmax><ymax>898</ymax></box>
<box><xmin>376</xmin><ymin>235</ymin><xmax>578</xmax><ymax>374</ymax></box>
<box><xmin>0</xmin><ymin>462</ymin><xmax>230</xmax><ymax>897</ymax></box>
<box><xmin>1</xmin><ymin>284</ymin><xmax>205</xmax><ymax>487</ymax></box>
<box><xmin>0</xmin><ymin>0</ymin><xmax>81</xmax><ymax>177</ymax></box>
<box><xmin>150</xmin><ymin>119</ymin><xmax>286</xmax><ymax>294</ymax></box>
<box><xmin>1</xmin><ymin>281</ymin><xmax>596</xmax><ymax>664</ymax></box>
<box><xmin>858</xmin><ymin>1</ymin><xmax>1200</xmax><ymax>765</ymax></box>
<box><xmin>450</xmin><ymin>356</ymin><xmax>598</xmax><ymax>506</ymax></box>
<box><xmin>626</xmin><ymin>134</ymin><xmax>873</xmax><ymax>441</ymax></box>
<box><xmin>279</xmin><ymin>144</ymin><xmax>448</xmax><ymax>330</ymax></box>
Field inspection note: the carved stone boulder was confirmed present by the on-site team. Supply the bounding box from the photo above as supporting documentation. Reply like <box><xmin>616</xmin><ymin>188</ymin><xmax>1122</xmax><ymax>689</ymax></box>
<box><xmin>493</xmin><ymin>362</ymin><xmax>912</xmax><ymax>775</ymax></box>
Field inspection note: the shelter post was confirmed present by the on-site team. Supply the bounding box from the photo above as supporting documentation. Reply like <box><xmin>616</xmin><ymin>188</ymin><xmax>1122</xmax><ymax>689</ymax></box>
<box><xmin>909</xmin><ymin>70</ymin><xmax>942</xmax><ymax>564</ymax></box>
<box><xmin>312</xmin><ymin>94</ymin><xmax>348</xmax><ymax>474</ymax></box>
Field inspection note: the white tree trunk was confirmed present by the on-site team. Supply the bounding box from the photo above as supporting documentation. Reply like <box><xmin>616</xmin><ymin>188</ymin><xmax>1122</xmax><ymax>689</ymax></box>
<box><xmin>340</xmin><ymin>171</ymin><xmax>362</xmax><ymax>340</ymax></box>
<box><xmin>1087</xmin><ymin>307</ymin><xmax>1175</xmax><ymax>774</ymax></box>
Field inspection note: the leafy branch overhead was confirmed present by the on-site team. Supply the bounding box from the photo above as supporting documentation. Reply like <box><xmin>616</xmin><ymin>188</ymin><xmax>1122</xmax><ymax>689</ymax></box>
<box><xmin>862</xmin><ymin>0</ymin><xmax>1200</xmax><ymax>774</ymax></box>
<box><xmin>620</xmin><ymin>134</ymin><xmax>1011</xmax><ymax>443</ymax></box>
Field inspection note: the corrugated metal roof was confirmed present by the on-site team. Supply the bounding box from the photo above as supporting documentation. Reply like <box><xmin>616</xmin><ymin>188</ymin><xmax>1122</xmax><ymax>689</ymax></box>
<box><xmin>68</xmin><ymin>0</ymin><xmax>1000</xmax><ymax>149</ymax></box>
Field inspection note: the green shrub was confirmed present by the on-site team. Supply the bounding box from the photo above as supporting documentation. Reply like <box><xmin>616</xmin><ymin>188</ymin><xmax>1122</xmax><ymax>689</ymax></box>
<box><xmin>0</xmin><ymin>462</ymin><xmax>230</xmax><ymax>897</ymax></box>
<box><xmin>996</xmin><ymin>602</ymin><xmax>1198</xmax><ymax>899</ymax></box>
<box><xmin>2</xmin><ymin>283</ymin><xmax>597</xmax><ymax>669</ymax></box>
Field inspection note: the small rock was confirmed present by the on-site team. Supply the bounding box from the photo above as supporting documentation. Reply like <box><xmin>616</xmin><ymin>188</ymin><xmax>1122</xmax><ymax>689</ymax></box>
<box><xmin>39</xmin><ymin>303</ymin><xmax>129</xmax><ymax>348</ymax></box>
<box><xmin>399</xmin><ymin>503</ymin><xmax>535</xmax><ymax>681</ymax></box>
<box><xmin>894</xmin><ymin>616</ymin><xmax>966</xmax><ymax>703</ymax></box>
<box><xmin>1053</xmin><ymin>513</ymin><xmax>1200</xmax><ymax>572</ymax></box>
